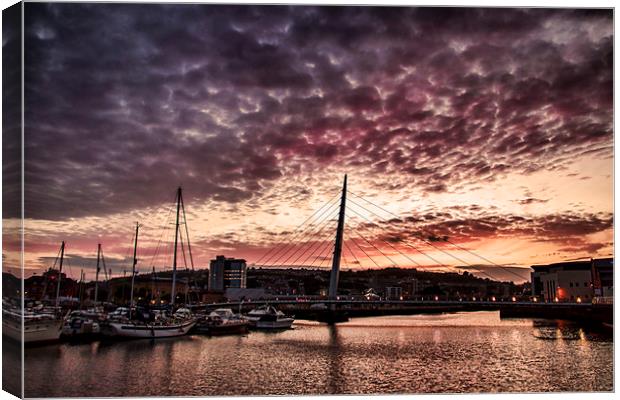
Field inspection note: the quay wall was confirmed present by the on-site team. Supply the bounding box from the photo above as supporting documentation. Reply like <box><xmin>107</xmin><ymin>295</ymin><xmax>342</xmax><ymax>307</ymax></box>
<box><xmin>198</xmin><ymin>300</ymin><xmax>613</xmax><ymax>326</ymax></box>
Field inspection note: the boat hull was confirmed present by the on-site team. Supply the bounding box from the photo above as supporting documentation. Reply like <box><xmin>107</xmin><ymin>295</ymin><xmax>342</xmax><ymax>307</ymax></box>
<box><xmin>195</xmin><ymin>321</ymin><xmax>249</xmax><ymax>336</ymax></box>
<box><xmin>255</xmin><ymin>318</ymin><xmax>294</xmax><ymax>330</ymax></box>
<box><xmin>102</xmin><ymin>319</ymin><xmax>196</xmax><ymax>338</ymax></box>
<box><xmin>62</xmin><ymin>321</ymin><xmax>101</xmax><ymax>338</ymax></box>
<box><xmin>3</xmin><ymin>317</ymin><xmax>63</xmax><ymax>344</ymax></box>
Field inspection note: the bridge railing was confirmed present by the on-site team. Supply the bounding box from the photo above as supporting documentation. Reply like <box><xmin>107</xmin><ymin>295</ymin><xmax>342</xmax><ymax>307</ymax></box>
<box><xmin>189</xmin><ymin>298</ymin><xmax>595</xmax><ymax>310</ymax></box>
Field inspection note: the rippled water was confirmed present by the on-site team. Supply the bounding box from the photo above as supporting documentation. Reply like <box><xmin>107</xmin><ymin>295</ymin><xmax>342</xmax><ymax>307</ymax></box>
<box><xmin>22</xmin><ymin>312</ymin><xmax>613</xmax><ymax>397</ymax></box>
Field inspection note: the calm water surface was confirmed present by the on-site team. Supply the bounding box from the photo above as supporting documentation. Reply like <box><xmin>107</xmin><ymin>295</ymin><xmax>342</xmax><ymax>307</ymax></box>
<box><xmin>23</xmin><ymin>312</ymin><xmax>613</xmax><ymax>397</ymax></box>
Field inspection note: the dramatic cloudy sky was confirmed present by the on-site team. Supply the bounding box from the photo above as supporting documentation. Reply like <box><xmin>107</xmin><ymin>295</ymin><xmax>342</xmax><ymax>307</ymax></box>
<box><xmin>3</xmin><ymin>4</ymin><xmax>613</xmax><ymax>283</ymax></box>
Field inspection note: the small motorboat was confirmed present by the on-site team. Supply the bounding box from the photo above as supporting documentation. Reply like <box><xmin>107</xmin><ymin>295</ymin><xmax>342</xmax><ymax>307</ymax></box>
<box><xmin>246</xmin><ymin>305</ymin><xmax>294</xmax><ymax>330</ymax></box>
<box><xmin>195</xmin><ymin>308</ymin><xmax>250</xmax><ymax>336</ymax></box>
<box><xmin>61</xmin><ymin>310</ymin><xmax>101</xmax><ymax>339</ymax></box>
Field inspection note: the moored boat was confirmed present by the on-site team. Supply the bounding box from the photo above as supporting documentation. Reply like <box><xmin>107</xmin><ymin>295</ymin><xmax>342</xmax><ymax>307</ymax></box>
<box><xmin>195</xmin><ymin>308</ymin><xmax>250</xmax><ymax>335</ymax></box>
<box><xmin>3</xmin><ymin>242</ymin><xmax>68</xmax><ymax>344</ymax></box>
<box><xmin>100</xmin><ymin>221</ymin><xmax>197</xmax><ymax>339</ymax></box>
<box><xmin>3</xmin><ymin>307</ymin><xmax>64</xmax><ymax>344</ymax></box>
<box><xmin>101</xmin><ymin>187</ymin><xmax>200</xmax><ymax>341</ymax></box>
<box><xmin>103</xmin><ymin>316</ymin><xmax>196</xmax><ymax>338</ymax></box>
<box><xmin>61</xmin><ymin>310</ymin><xmax>101</xmax><ymax>339</ymax></box>
<box><xmin>246</xmin><ymin>305</ymin><xmax>294</xmax><ymax>330</ymax></box>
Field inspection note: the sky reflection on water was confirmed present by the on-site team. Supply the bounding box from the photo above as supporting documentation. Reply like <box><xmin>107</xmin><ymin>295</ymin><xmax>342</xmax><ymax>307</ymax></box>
<box><xmin>23</xmin><ymin>311</ymin><xmax>613</xmax><ymax>397</ymax></box>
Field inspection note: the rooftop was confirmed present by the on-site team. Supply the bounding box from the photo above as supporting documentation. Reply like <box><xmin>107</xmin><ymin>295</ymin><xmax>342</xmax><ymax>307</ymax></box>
<box><xmin>531</xmin><ymin>258</ymin><xmax>613</xmax><ymax>272</ymax></box>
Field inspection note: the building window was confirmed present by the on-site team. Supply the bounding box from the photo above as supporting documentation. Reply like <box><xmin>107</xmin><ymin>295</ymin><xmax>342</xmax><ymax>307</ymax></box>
<box><xmin>569</xmin><ymin>282</ymin><xmax>573</xmax><ymax>287</ymax></box>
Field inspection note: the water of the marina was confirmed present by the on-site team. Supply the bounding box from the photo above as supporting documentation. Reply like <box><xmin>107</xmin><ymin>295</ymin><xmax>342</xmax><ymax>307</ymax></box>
<box><xmin>20</xmin><ymin>311</ymin><xmax>613</xmax><ymax>397</ymax></box>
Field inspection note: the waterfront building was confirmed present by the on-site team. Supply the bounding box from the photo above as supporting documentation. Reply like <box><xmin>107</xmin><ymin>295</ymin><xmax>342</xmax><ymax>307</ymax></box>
<box><xmin>225</xmin><ymin>287</ymin><xmax>269</xmax><ymax>301</ymax></box>
<box><xmin>209</xmin><ymin>255</ymin><xmax>247</xmax><ymax>291</ymax></box>
<box><xmin>530</xmin><ymin>260</ymin><xmax>594</xmax><ymax>302</ymax></box>
<box><xmin>385</xmin><ymin>286</ymin><xmax>403</xmax><ymax>300</ymax></box>
<box><xmin>107</xmin><ymin>275</ymin><xmax>189</xmax><ymax>304</ymax></box>
<box><xmin>592</xmin><ymin>258</ymin><xmax>613</xmax><ymax>299</ymax></box>
<box><xmin>24</xmin><ymin>268</ymin><xmax>78</xmax><ymax>300</ymax></box>
<box><xmin>409</xmin><ymin>278</ymin><xmax>431</xmax><ymax>295</ymax></box>
<box><xmin>200</xmin><ymin>291</ymin><xmax>226</xmax><ymax>303</ymax></box>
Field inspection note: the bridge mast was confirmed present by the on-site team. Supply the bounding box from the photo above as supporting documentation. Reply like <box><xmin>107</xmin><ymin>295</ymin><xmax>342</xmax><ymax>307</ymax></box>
<box><xmin>329</xmin><ymin>174</ymin><xmax>347</xmax><ymax>299</ymax></box>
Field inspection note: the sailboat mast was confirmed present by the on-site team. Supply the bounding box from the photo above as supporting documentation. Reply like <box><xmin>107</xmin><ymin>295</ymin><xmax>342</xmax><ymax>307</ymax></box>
<box><xmin>55</xmin><ymin>241</ymin><xmax>65</xmax><ymax>309</ymax></box>
<box><xmin>151</xmin><ymin>266</ymin><xmax>156</xmax><ymax>304</ymax></box>
<box><xmin>129</xmin><ymin>223</ymin><xmax>139</xmax><ymax>319</ymax></box>
<box><xmin>79</xmin><ymin>269</ymin><xmax>85</xmax><ymax>310</ymax></box>
<box><xmin>94</xmin><ymin>244</ymin><xmax>101</xmax><ymax>305</ymax></box>
<box><xmin>171</xmin><ymin>187</ymin><xmax>182</xmax><ymax>306</ymax></box>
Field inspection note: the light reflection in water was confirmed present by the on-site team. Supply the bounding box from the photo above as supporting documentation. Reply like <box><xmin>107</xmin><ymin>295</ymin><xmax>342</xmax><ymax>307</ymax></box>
<box><xmin>23</xmin><ymin>311</ymin><xmax>612</xmax><ymax>397</ymax></box>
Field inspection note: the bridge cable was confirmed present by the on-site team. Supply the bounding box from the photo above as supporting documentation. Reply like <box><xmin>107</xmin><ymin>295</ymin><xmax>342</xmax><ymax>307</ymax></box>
<box><xmin>259</xmin><ymin>205</ymin><xmax>339</xmax><ymax>267</ymax></box>
<box><xmin>253</xmin><ymin>195</ymin><xmax>341</xmax><ymax>267</ymax></box>
<box><xmin>317</xmin><ymin>238</ymin><xmax>340</xmax><ymax>269</ymax></box>
<box><xmin>346</xmin><ymin>205</ymin><xmax>423</xmax><ymax>268</ymax></box>
<box><xmin>343</xmin><ymin>239</ymin><xmax>363</xmax><ymax>268</ymax></box>
<box><xmin>345</xmin><ymin>215</ymin><xmax>404</xmax><ymax>268</ymax></box>
<box><xmin>299</xmin><ymin>237</ymin><xmax>335</xmax><ymax>270</ymax></box>
<box><xmin>251</xmin><ymin>192</ymin><xmax>340</xmax><ymax>266</ymax></box>
<box><xmin>262</xmin><ymin>208</ymin><xmax>340</xmax><ymax>268</ymax></box>
<box><xmin>346</xmin><ymin>194</ymin><xmax>499</xmax><ymax>281</ymax></box>
<box><xmin>346</xmin><ymin>203</ymin><xmax>456</xmax><ymax>273</ymax></box>
<box><xmin>344</xmin><ymin>233</ymin><xmax>384</xmax><ymax>269</ymax></box>
<box><xmin>287</xmin><ymin>219</ymin><xmax>339</xmax><ymax>269</ymax></box>
<box><xmin>347</xmin><ymin>190</ymin><xmax>526</xmax><ymax>281</ymax></box>
<box><xmin>295</xmin><ymin>224</ymin><xmax>340</xmax><ymax>269</ymax></box>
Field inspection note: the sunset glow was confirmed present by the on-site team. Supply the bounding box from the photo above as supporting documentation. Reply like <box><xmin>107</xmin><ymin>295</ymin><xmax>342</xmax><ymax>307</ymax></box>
<box><xmin>3</xmin><ymin>5</ymin><xmax>612</xmax><ymax>283</ymax></box>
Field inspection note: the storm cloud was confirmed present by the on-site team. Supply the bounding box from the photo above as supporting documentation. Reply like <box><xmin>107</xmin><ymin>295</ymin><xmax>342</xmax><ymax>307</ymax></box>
<box><xmin>18</xmin><ymin>5</ymin><xmax>612</xmax><ymax>220</ymax></box>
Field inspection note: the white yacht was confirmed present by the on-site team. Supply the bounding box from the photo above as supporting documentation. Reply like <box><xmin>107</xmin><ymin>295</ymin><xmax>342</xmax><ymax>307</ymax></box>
<box><xmin>3</xmin><ymin>242</ymin><xmax>67</xmax><ymax>344</ymax></box>
<box><xmin>195</xmin><ymin>308</ymin><xmax>250</xmax><ymax>335</ymax></box>
<box><xmin>3</xmin><ymin>307</ymin><xmax>63</xmax><ymax>344</ymax></box>
<box><xmin>246</xmin><ymin>305</ymin><xmax>294</xmax><ymax>329</ymax></box>
<box><xmin>102</xmin><ymin>314</ymin><xmax>196</xmax><ymax>338</ymax></box>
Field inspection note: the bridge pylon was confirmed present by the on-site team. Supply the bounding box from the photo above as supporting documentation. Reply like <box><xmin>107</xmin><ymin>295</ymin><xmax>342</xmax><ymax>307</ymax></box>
<box><xmin>329</xmin><ymin>174</ymin><xmax>347</xmax><ymax>299</ymax></box>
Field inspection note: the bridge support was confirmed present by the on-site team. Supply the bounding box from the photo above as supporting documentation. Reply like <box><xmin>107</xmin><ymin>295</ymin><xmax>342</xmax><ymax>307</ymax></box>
<box><xmin>329</xmin><ymin>175</ymin><xmax>347</xmax><ymax>300</ymax></box>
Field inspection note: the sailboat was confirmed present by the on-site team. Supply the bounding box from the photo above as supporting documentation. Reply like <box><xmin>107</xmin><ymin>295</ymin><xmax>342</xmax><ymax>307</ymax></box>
<box><xmin>102</xmin><ymin>188</ymin><xmax>197</xmax><ymax>338</ymax></box>
<box><xmin>3</xmin><ymin>242</ymin><xmax>66</xmax><ymax>344</ymax></box>
<box><xmin>61</xmin><ymin>269</ymin><xmax>103</xmax><ymax>339</ymax></box>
